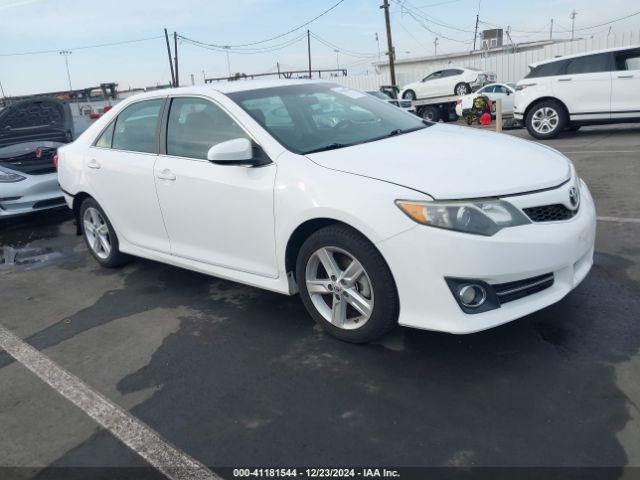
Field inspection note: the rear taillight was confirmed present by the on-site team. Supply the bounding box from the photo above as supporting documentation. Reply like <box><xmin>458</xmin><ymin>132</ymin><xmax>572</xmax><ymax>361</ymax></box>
<box><xmin>53</xmin><ymin>154</ymin><xmax>59</xmax><ymax>170</ymax></box>
<box><xmin>89</xmin><ymin>113</ymin><xmax>101</xmax><ymax>120</ymax></box>
<box><xmin>103</xmin><ymin>105</ymin><xmax>113</xmax><ymax>113</ymax></box>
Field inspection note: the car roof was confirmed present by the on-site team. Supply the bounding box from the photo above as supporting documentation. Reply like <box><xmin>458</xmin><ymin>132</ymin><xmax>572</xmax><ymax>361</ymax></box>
<box><xmin>124</xmin><ymin>79</ymin><xmax>333</xmax><ymax>101</ymax></box>
<box><xmin>529</xmin><ymin>44</ymin><xmax>640</xmax><ymax>68</ymax></box>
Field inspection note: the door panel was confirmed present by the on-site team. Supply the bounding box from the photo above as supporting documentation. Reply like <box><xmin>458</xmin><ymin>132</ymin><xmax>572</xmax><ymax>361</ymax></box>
<box><xmin>86</xmin><ymin>99</ymin><xmax>169</xmax><ymax>253</ymax></box>
<box><xmin>88</xmin><ymin>149</ymin><xmax>169</xmax><ymax>252</ymax></box>
<box><xmin>611</xmin><ymin>48</ymin><xmax>640</xmax><ymax>118</ymax></box>
<box><xmin>551</xmin><ymin>53</ymin><xmax>612</xmax><ymax>119</ymax></box>
<box><xmin>155</xmin><ymin>96</ymin><xmax>278</xmax><ymax>278</ymax></box>
<box><xmin>155</xmin><ymin>157</ymin><xmax>278</xmax><ymax>277</ymax></box>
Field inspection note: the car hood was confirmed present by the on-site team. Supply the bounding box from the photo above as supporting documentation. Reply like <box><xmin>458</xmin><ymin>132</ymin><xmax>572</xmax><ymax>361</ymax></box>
<box><xmin>305</xmin><ymin>124</ymin><xmax>571</xmax><ymax>199</ymax></box>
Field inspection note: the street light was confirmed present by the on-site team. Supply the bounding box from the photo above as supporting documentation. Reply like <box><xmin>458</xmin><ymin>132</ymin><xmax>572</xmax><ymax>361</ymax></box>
<box><xmin>223</xmin><ymin>46</ymin><xmax>231</xmax><ymax>77</ymax></box>
<box><xmin>59</xmin><ymin>50</ymin><xmax>79</xmax><ymax>113</ymax></box>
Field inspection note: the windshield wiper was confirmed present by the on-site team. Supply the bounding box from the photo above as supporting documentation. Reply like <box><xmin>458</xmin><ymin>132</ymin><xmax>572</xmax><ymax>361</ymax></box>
<box><xmin>304</xmin><ymin>143</ymin><xmax>351</xmax><ymax>154</ymax></box>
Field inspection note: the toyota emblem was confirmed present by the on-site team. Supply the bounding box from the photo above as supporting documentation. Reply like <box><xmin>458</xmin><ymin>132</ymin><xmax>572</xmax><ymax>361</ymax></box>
<box><xmin>568</xmin><ymin>186</ymin><xmax>580</xmax><ymax>209</ymax></box>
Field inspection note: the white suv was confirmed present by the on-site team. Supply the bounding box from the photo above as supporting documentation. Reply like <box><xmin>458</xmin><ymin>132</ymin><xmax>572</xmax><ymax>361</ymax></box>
<box><xmin>514</xmin><ymin>46</ymin><xmax>640</xmax><ymax>139</ymax></box>
<box><xmin>401</xmin><ymin>67</ymin><xmax>494</xmax><ymax>100</ymax></box>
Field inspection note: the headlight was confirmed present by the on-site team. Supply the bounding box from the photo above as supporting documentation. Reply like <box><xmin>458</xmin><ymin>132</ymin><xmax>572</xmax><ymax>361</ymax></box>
<box><xmin>0</xmin><ymin>167</ymin><xmax>26</xmax><ymax>183</ymax></box>
<box><xmin>396</xmin><ymin>199</ymin><xmax>530</xmax><ymax>236</ymax></box>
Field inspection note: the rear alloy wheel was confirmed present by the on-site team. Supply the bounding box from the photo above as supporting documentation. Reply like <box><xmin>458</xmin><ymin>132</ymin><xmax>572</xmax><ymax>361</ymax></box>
<box><xmin>80</xmin><ymin>198</ymin><xmax>130</xmax><ymax>268</ymax></box>
<box><xmin>402</xmin><ymin>90</ymin><xmax>416</xmax><ymax>100</ymax></box>
<box><xmin>525</xmin><ymin>100</ymin><xmax>567</xmax><ymax>139</ymax></box>
<box><xmin>455</xmin><ymin>82</ymin><xmax>471</xmax><ymax>95</ymax></box>
<box><xmin>296</xmin><ymin>225</ymin><xmax>398</xmax><ymax>343</ymax></box>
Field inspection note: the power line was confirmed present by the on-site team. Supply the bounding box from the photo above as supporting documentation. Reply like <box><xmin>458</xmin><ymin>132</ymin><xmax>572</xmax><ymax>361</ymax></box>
<box><xmin>182</xmin><ymin>0</ymin><xmax>347</xmax><ymax>49</ymax></box>
<box><xmin>309</xmin><ymin>33</ymin><xmax>378</xmax><ymax>58</ymax></box>
<box><xmin>0</xmin><ymin>35</ymin><xmax>163</xmax><ymax>57</ymax></box>
<box><xmin>180</xmin><ymin>33</ymin><xmax>308</xmax><ymax>55</ymax></box>
<box><xmin>574</xmin><ymin>9</ymin><xmax>640</xmax><ymax>31</ymax></box>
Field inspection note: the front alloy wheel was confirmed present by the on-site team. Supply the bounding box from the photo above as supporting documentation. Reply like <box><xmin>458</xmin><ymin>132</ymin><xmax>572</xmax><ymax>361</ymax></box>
<box><xmin>296</xmin><ymin>224</ymin><xmax>398</xmax><ymax>343</ymax></box>
<box><xmin>531</xmin><ymin>107</ymin><xmax>559</xmax><ymax>135</ymax></box>
<box><xmin>305</xmin><ymin>247</ymin><xmax>374</xmax><ymax>330</ymax></box>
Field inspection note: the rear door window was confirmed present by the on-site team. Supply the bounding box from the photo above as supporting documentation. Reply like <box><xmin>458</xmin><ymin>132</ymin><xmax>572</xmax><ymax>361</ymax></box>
<box><xmin>95</xmin><ymin>122</ymin><xmax>115</xmax><ymax>148</ymax></box>
<box><xmin>615</xmin><ymin>49</ymin><xmax>640</xmax><ymax>71</ymax></box>
<box><xmin>565</xmin><ymin>53</ymin><xmax>612</xmax><ymax>74</ymax></box>
<box><xmin>112</xmin><ymin>99</ymin><xmax>164</xmax><ymax>154</ymax></box>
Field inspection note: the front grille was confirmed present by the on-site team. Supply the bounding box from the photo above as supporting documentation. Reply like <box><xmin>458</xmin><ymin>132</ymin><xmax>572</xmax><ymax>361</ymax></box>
<box><xmin>523</xmin><ymin>204</ymin><xmax>577</xmax><ymax>222</ymax></box>
<box><xmin>493</xmin><ymin>273</ymin><xmax>554</xmax><ymax>304</ymax></box>
<box><xmin>0</xmin><ymin>147</ymin><xmax>56</xmax><ymax>175</ymax></box>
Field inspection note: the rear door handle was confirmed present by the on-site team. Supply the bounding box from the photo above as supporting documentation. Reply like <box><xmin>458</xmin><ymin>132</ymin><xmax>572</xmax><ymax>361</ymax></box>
<box><xmin>156</xmin><ymin>169</ymin><xmax>176</xmax><ymax>181</ymax></box>
<box><xmin>618</xmin><ymin>74</ymin><xmax>634</xmax><ymax>78</ymax></box>
<box><xmin>558</xmin><ymin>78</ymin><xmax>572</xmax><ymax>82</ymax></box>
<box><xmin>87</xmin><ymin>159</ymin><xmax>101</xmax><ymax>169</ymax></box>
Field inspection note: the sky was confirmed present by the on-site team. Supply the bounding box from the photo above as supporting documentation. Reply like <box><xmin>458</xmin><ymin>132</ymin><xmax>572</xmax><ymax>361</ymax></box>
<box><xmin>0</xmin><ymin>0</ymin><xmax>639</xmax><ymax>96</ymax></box>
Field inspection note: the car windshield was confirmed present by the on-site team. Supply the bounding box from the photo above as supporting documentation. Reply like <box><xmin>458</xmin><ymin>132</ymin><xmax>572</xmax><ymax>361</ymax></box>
<box><xmin>228</xmin><ymin>83</ymin><xmax>429</xmax><ymax>155</ymax></box>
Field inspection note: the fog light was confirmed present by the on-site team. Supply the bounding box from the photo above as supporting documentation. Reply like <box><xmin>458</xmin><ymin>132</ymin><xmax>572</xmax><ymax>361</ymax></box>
<box><xmin>458</xmin><ymin>284</ymin><xmax>486</xmax><ymax>308</ymax></box>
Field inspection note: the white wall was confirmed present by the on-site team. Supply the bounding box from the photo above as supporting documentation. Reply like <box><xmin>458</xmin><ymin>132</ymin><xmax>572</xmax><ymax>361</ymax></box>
<box><xmin>334</xmin><ymin>31</ymin><xmax>640</xmax><ymax>90</ymax></box>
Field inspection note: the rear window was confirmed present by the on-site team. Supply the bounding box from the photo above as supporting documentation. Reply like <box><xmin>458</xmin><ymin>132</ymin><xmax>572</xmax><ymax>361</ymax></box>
<box><xmin>525</xmin><ymin>60</ymin><xmax>568</xmax><ymax>78</ymax></box>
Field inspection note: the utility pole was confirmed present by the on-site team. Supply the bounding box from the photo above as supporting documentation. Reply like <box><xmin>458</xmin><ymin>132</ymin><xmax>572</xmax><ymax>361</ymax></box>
<box><xmin>473</xmin><ymin>14</ymin><xmax>480</xmax><ymax>50</ymax></box>
<box><xmin>549</xmin><ymin>18</ymin><xmax>553</xmax><ymax>40</ymax></box>
<box><xmin>570</xmin><ymin>9</ymin><xmax>577</xmax><ymax>40</ymax></box>
<box><xmin>433</xmin><ymin>37</ymin><xmax>439</xmax><ymax>56</ymax></box>
<box><xmin>164</xmin><ymin>28</ymin><xmax>176</xmax><ymax>87</ymax></box>
<box><xmin>375</xmin><ymin>32</ymin><xmax>381</xmax><ymax>60</ymax></box>
<box><xmin>334</xmin><ymin>49</ymin><xmax>340</xmax><ymax>70</ymax></box>
<box><xmin>307</xmin><ymin>29</ymin><xmax>312</xmax><ymax>79</ymax></box>
<box><xmin>277</xmin><ymin>62</ymin><xmax>281</xmax><ymax>79</ymax></box>
<box><xmin>0</xmin><ymin>80</ymin><xmax>6</xmax><ymax>99</ymax></box>
<box><xmin>173</xmin><ymin>32</ymin><xmax>180</xmax><ymax>87</ymax></box>
<box><xmin>381</xmin><ymin>0</ymin><xmax>396</xmax><ymax>86</ymax></box>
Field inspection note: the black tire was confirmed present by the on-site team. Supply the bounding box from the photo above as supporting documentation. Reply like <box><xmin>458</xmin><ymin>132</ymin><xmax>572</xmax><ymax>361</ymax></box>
<box><xmin>420</xmin><ymin>105</ymin><xmax>440</xmax><ymax>122</ymax></box>
<box><xmin>80</xmin><ymin>198</ymin><xmax>130</xmax><ymax>268</ymax></box>
<box><xmin>402</xmin><ymin>89</ymin><xmax>416</xmax><ymax>100</ymax></box>
<box><xmin>296</xmin><ymin>224</ymin><xmax>399</xmax><ymax>343</ymax></box>
<box><xmin>455</xmin><ymin>82</ymin><xmax>471</xmax><ymax>95</ymax></box>
<box><xmin>524</xmin><ymin>99</ymin><xmax>567</xmax><ymax>140</ymax></box>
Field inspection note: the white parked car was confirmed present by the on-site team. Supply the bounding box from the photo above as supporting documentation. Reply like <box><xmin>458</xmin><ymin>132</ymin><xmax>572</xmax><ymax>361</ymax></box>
<box><xmin>400</xmin><ymin>67</ymin><xmax>495</xmax><ymax>100</ymax></box>
<box><xmin>0</xmin><ymin>98</ymin><xmax>74</xmax><ymax>217</ymax></box>
<box><xmin>455</xmin><ymin>83</ymin><xmax>516</xmax><ymax>117</ymax></box>
<box><xmin>57</xmin><ymin>80</ymin><xmax>596</xmax><ymax>343</ymax></box>
<box><xmin>515</xmin><ymin>46</ymin><xmax>640</xmax><ymax>139</ymax></box>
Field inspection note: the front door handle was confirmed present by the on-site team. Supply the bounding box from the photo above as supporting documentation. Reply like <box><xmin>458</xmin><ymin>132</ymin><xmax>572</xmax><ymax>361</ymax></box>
<box><xmin>87</xmin><ymin>159</ymin><xmax>101</xmax><ymax>169</ymax></box>
<box><xmin>156</xmin><ymin>169</ymin><xmax>176</xmax><ymax>181</ymax></box>
<box><xmin>618</xmin><ymin>74</ymin><xmax>634</xmax><ymax>78</ymax></box>
<box><xmin>558</xmin><ymin>78</ymin><xmax>572</xmax><ymax>82</ymax></box>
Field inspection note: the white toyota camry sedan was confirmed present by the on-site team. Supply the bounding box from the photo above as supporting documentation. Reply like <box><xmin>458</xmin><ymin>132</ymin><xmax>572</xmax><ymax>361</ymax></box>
<box><xmin>57</xmin><ymin>80</ymin><xmax>596</xmax><ymax>343</ymax></box>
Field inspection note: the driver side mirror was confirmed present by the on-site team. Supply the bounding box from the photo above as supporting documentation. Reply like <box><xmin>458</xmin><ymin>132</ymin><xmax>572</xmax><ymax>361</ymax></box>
<box><xmin>505</xmin><ymin>90</ymin><xmax>511</xmax><ymax>96</ymax></box>
<box><xmin>206</xmin><ymin>138</ymin><xmax>270</xmax><ymax>166</ymax></box>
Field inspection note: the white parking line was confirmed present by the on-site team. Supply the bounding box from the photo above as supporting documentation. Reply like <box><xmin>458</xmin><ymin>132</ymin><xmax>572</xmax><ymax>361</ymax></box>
<box><xmin>0</xmin><ymin>324</ymin><xmax>220</xmax><ymax>480</ymax></box>
<box><xmin>597</xmin><ymin>216</ymin><xmax>640</xmax><ymax>224</ymax></box>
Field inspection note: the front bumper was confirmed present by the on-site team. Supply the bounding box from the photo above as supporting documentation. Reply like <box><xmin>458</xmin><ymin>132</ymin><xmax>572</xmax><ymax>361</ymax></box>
<box><xmin>376</xmin><ymin>181</ymin><xmax>596</xmax><ymax>334</ymax></box>
<box><xmin>0</xmin><ymin>172</ymin><xmax>65</xmax><ymax>218</ymax></box>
